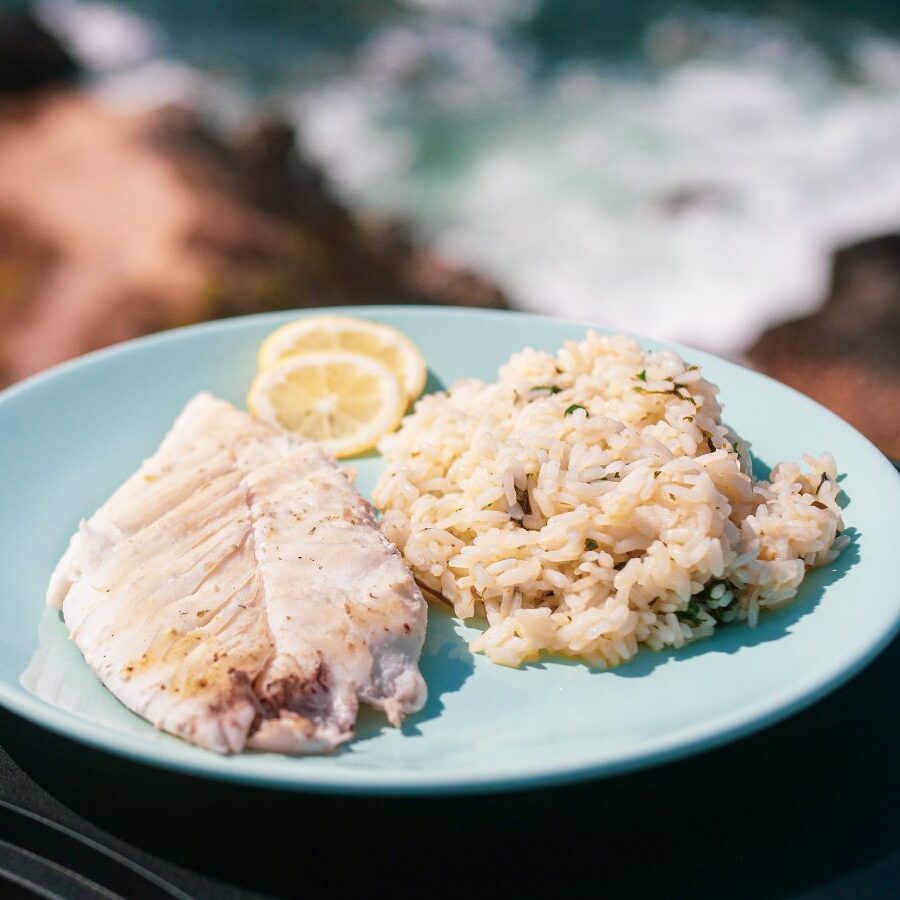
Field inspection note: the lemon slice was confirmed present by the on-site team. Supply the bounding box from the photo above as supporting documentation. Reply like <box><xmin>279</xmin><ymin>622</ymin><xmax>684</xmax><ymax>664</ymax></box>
<box><xmin>258</xmin><ymin>315</ymin><xmax>427</xmax><ymax>402</ymax></box>
<box><xmin>247</xmin><ymin>351</ymin><xmax>406</xmax><ymax>458</ymax></box>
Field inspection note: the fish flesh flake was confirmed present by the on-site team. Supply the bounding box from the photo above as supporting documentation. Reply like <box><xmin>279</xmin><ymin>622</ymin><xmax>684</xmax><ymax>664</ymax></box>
<box><xmin>46</xmin><ymin>393</ymin><xmax>427</xmax><ymax>754</ymax></box>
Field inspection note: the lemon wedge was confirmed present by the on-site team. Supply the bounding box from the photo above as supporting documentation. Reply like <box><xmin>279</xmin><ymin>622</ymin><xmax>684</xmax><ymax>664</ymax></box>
<box><xmin>257</xmin><ymin>315</ymin><xmax>427</xmax><ymax>403</ymax></box>
<box><xmin>247</xmin><ymin>351</ymin><xmax>406</xmax><ymax>458</ymax></box>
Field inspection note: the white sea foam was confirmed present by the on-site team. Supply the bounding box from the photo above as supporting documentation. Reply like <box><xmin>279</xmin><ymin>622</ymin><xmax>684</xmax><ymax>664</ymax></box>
<box><xmin>295</xmin><ymin>12</ymin><xmax>900</xmax><ymax>353</ymax></box>
<box><xmin>89</xmin><ymin>59</ymin><xmax>202</xmax><ymax>109</ymax></box>
<box><xmin>37</xmin><ymin>0</ymin><xmax>253</xmax><ymax>125</ymax></box>
<box><xmin>90</xmin><ymin>59</ymin><xmax>253</xmax><ymax>129</ymax></box>
<box><xmin>36</xmin><ymin>0</ymin><xmax>161</xmax><ymax>70</ymax></box>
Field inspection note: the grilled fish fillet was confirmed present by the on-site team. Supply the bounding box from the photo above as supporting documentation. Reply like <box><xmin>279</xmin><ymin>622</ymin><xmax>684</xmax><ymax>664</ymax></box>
<box><xmin>46</xmin><ymin>393</ymin><xmax>427</xmax><ymax>754</ymax></box>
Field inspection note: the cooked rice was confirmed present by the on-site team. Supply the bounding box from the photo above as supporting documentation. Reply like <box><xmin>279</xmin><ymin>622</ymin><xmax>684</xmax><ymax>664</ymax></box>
<box><xmin>373</xmin><ymin>332</ymin><xmax>848</xmax><ymax>668</ymax></box>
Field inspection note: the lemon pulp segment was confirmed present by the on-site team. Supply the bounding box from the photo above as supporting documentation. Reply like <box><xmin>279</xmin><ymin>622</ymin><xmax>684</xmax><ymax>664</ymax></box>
<box><xmin>258</xmin><ymin>315</ymin><xmax>426</xmax><ymax>402</ymax></box>
<box><xmin>247</xmin><ymin>351</ymin><xmax>406</xmax><ymax>458</ymax></box>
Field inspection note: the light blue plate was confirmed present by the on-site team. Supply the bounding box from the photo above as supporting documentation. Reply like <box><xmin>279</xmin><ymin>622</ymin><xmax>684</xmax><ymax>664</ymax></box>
<box><xmin>1</xmin><ymin>306</ymin><xmax>898</xmax><ymax>794</ymax></box>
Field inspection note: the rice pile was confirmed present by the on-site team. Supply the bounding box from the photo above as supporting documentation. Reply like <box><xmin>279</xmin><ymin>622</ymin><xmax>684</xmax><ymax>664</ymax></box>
<box><xmin>373</xmin><ymin>332</ymin><xmax>848</xmax><ymax>668</ymax></box>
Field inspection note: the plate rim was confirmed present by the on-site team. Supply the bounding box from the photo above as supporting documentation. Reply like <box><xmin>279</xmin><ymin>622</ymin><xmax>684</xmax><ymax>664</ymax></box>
<box><xmin>2</xmin><ymin>304</ymin><xmax>898</xmax><ymax>795</ymax></box>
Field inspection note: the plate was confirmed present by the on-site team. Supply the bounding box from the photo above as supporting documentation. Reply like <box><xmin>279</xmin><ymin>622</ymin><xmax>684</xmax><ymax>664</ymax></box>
<box><xmin>1</xmin><ymin>306</ymin><xmax>898</xmax><ymax>794</ymax></box>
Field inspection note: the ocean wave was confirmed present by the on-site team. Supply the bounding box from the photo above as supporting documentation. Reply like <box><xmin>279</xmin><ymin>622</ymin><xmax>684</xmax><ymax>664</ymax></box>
<box><xmin>30</xmin><ymin>1</ymin><xmax>900</xmax><ymax>352</ymax></box>
<box><xmin>294</xmin><ymin>10</ymin><xmax>900</xmax><ymax>352</ymax></box>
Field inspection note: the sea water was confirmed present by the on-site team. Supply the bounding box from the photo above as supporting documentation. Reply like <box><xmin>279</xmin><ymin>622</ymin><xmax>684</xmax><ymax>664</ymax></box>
<box><xmin>31</xmin><ymin>0</ymin><xmax>900</xmax><ymax>353</ymax></box>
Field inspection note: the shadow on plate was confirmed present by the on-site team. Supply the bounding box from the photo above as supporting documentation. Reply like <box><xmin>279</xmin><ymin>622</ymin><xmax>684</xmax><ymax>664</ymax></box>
<box><xmin>518</xmin><ymin>527</ymin><xmax>860</xmax><ymax>679</ymax></box>
<box><xmin>24</xmin><ymin>602</ymin><xmax>476</xmax><ymax>753</ymax></box>
<box><xmin>609</xmin><ymin>526</ymin><xmax>860</xmax><ymax>680</ymax></box>
<box><xmin>335</xmin><ymin>369</ymin><xmax>447</xmax><ymax>464</ymax></box>
<box><xmin>422</xmin><ymin>369</ymin><xmax>446</xmax><ymax>396</ymax></box>
<box><xmin>521</xmin><ymin>451</ymin><xmax>859</xmax><ymax>679</ymax></box>
<box><xmin>349</xmin><ymin>604</ymin><xmax>475</xmax><ymax>746</ymax></box>
<box><xmin>751</xmin><ymin>450</ymin><xmax>850</xmax><ymax>510</ymax></box>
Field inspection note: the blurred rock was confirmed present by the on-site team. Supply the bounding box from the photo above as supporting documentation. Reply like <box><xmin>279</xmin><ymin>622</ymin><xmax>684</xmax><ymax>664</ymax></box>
<box><xmin>747</xmin><ymin>234</ymin><xmax>900</xmax><ymax>457</ymax></box>
<box><xmin>0</xmin><ymin>94</ymin><xmax>505</xmax><ymax>383</ymax></box>
<box><xmin>0</xmin><ymin>9</ymin><xmax>80</xmax><ymax>93</ymax></box>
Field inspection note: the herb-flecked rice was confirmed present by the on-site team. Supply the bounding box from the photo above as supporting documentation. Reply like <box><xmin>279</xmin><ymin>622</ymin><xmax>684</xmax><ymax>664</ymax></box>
<box><xmin>373</xmin><ymin>333</ymin><xmax>848</xmax><ymax>667</ymax></box>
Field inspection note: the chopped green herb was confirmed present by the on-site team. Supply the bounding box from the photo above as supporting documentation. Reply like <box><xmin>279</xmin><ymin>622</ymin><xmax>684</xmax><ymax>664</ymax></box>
<box><xmin>687</xmin><ymin>365</ymin><xmax>699</xmax><ymax>372</ymax></box>
<box><xmin>565</xmin><ymin>404</ymin><xmax>587</xmax><ymax>416</ymax></box>
<box><xmin>689</xmin><ymin>579</ymin><xmax>737</xmax><ymax>623</ymax></box>
<box><xmin>532</xmin><ymin>385</ymin><xmax>562</xmax><ymax>394</ymax></box>
<box><xmin>633</xmin><ymin>387</ymin><xmax>676</xmax><ymax>396</ymax></box>
<box><xmin>584</xmin><ymin>538</ymin><xmax>598</xmax><ymax>552</ymax></box>
<box><xmin>636</xmin><ymin>369</ymin><xmax>648</xmax><ymax>382</ymax></box>
<box><xmin>676</xmin><ymin>601</ymin><xmax>704</xmax><ymax>627</ymax></box>
<box><xmin>613</xmin><ymin>560</ymin><xmax>628</xmax><ymax>571</ymax></box>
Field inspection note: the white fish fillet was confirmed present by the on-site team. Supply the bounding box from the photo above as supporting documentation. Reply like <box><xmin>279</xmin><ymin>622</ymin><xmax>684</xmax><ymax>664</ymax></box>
<box><xmin>47</xmin><ymin>392</ymin><xmax>427</xmax><ymax>754</ymax></box>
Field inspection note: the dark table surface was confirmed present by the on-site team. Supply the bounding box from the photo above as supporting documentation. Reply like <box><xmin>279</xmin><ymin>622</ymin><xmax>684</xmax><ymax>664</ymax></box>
<box><xmin>0</xmin><ymin>634</ymin><xmax>898</xmax><ymax>899</ymax></box>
